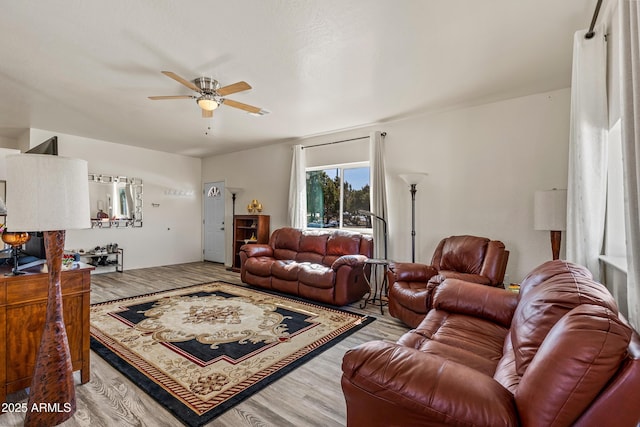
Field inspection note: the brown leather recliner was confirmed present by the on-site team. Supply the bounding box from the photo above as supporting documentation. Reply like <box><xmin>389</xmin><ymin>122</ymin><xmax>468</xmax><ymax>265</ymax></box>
<box><xmin>388</xmin><ymin>235</ymin><xmax>509</xmax><ymax>328</ymax></box>
<box><xmin>342</xmin><ymin>260</ymin><xmax>640</xmax><ymax>427</ymax></box>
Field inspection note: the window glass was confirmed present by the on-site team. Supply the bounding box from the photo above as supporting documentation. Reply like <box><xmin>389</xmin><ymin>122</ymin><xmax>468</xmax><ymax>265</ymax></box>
<box><xmin>306</xmin><ymin>164</ymin><xmax>370</xmax><ymax>229</ymax></box>
<box><xmin>605</xmin><ymin>119</ymin><xmax>626</xmax><ymax>257</ymax></box>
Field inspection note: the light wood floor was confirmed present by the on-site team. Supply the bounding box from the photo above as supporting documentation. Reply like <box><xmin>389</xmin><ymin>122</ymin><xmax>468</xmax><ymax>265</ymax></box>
<box><xmin>1</xmin><ymin>262</ymin><xmax>409</xmax><ymax>427</ymax></box>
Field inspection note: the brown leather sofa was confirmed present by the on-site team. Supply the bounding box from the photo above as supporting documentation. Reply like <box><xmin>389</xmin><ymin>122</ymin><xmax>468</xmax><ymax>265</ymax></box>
<box><xmin>240</xmin><ymin>227</ymin><xmax>373</xmax><ymax>306</ymax></box>
<box><xmin>388</xmin><ymin>235</ymin><xmax>509</xmax><ymax>328</ymax></box>
<box><xmin>342</xmin><ymin>260</ymin><xmax>640</xmax><ymax>427</ymax></box>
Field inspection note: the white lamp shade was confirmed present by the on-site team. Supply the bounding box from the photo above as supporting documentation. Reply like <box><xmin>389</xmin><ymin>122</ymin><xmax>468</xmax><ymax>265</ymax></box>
<box><xmin>399</xmin><ymin>173</ymin><xmax>428</xmax><ymax>185</ymax></box>
<box><xmin>534</xmin><ymin>189</ymin><xmax>567</xmax><ymax>231</ymax></box>
<box><xmin>6</xmin><ymin>154</ymin><xmax>91</xmax><ymax>231</ymax></box>
<box><xmin>226</xmin><ymin>187</ymin><xmax>243</xmax><ymax>195</ymax></box>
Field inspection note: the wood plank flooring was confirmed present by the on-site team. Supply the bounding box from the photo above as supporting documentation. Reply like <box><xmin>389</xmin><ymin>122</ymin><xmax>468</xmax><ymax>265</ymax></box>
<box><xmin>1</xmin><ymin>262</ymin><xmax>409</xmax><ymax>426</ymax></box>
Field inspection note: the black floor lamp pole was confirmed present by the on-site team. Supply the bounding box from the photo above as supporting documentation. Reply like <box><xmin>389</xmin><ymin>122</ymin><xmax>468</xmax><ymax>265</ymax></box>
<box><xmin>409</xmin><ymin>184</ymin><xmax>417</xmax><ymax>263</ymax></box>
<box><xmin>358</xmin><ymin>210</ymin><xmax>387</xmax><ymax>260</ymax></box>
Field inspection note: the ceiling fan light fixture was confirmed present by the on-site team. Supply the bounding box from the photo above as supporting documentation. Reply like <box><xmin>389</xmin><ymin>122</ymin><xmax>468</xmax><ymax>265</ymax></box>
<box><xmin>197</xmin><ymin>94</ymin><xmax>219</xmax><ymax>111</ymax></box>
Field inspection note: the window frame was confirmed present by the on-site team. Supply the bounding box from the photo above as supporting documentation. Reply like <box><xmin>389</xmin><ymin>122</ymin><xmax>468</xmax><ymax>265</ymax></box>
<box><xmin>305</xmin><ymin>161</ymin><xmax>371</xmax><ymax>232</ymax></box>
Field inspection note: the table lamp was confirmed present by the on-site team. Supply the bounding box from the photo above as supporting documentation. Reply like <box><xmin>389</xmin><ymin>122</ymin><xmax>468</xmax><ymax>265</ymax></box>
<box><xmin>6</xmin><ymin>154</ymin><xmax>90</xmax><ymax>426</ymax></box>
<box><xmin>534</xmin><ymin>189</ymin><xmax>567</xmax><ymax>260</ymax></box>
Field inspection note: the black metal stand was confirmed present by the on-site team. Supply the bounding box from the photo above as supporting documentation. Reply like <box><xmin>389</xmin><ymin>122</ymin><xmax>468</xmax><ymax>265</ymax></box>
<box><xmin>360</xmin><ymin>259</ymin><xmax>390</xmax><ymax>314</ymax></box>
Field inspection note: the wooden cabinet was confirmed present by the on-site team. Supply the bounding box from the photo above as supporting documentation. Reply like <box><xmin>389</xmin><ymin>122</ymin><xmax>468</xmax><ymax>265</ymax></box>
<box><xmin>0</xmin><ymin>264</ymin><xmax>92</xmax><ymax>403</ymax></box>
<box><xmin>232</xmin><ymin>215</ymin><xmax>270</xmax><ymax>272</ymax></box>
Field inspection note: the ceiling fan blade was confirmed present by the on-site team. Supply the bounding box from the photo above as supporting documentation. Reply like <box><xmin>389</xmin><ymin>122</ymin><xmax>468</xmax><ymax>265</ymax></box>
<box><xmin>161</xmin><ymin>71</ymin><xmax>200</xmax><ymax>92</ymax></box>
<box><xmin>222</xmin><ymin>98</ymin><xmax>262</xmax><ymax>114</ymax></box>
<box><xmin>202</xmin><ymin>109</ymin><xmax>214</xmax><ymax>118</ymax></box>
<box><xmin>148</xmin><ymin>95</ymin><xmax>194</xmax><ymax>100</ymax></box>
<box><xmin>217</xmin><ymin>81</ymin><xmax>251</xmax><ymax>96</ymax></box>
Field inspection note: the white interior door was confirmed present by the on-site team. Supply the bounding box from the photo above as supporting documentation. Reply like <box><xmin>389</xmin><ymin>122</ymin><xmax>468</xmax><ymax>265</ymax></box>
<box><xmin>204</xmin><ymin>181</ymin><xmax>225</xmax><ymax>263</ymax></box>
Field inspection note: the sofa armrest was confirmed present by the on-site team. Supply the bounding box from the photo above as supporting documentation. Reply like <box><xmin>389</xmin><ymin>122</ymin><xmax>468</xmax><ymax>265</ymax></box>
<box><xmin>342</xmin><ymin>340</ymin><xmax>518</xmax><ymax>427</ymax></box>
<box><xmin>240</xmin><ymin>244</ymin><xmax>273</xmax><ymax>258</ymax></box>
<box><xmin>331</xmin><ymin>254</ymin><xmax>368</xmax><ymax>271</ymax></box>
<box><xmin>429</xmin><ymin>271</ymin><xmax>492</xmax><ymax>286</ymax></box>
<box><xmin>388</xmin><ymin>262</ymin><xmax>438</xmax><ymax>283</ymax></box>
<box><xmin>432</xmin><ymin>278</ymin><xmax>519</xmax><ymax>327</ymax></box>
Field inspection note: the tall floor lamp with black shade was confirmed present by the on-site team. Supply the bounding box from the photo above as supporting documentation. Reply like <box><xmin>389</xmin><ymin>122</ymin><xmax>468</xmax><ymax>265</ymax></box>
<box><xmin>399</xmin><ymin>173</ymin><xmax>427</xmax><ymax>263</ymax></box>
<box><xmin>6</xmin><ymin>154</ymin><xmax>91</xmax><ymax>427</ymax></box>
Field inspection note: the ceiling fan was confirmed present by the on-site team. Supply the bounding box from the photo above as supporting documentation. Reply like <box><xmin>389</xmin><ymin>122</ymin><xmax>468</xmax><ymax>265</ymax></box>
<box><xmin>148</xmin><ymin>71</ymin><xmax>265</xmax><ymax>118</ymax></box>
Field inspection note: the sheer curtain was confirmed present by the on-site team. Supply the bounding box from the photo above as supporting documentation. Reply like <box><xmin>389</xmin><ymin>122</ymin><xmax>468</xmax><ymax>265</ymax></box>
<box><xmin>620</xmin><ymin>1</ymin><xmax>640</xmax><ymax>330</ymax></box>
<box><xmin>288</xmin><ymin>144</ymin><xmax>307</xmax><ymax>228</ymax></box>
<box><xmin>566</xmin><ymin>24</ymin><xmax>608</xmax><ymax>280</ymax></box>
<box><xmin>369</xmin><ymin>131</ymin><xmax>388</xmax><ymax>259</ymax></box>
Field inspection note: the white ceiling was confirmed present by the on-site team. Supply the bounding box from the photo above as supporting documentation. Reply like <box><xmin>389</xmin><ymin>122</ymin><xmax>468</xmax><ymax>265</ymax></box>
<box><xmin>0</xmin><ymin>1</ymin><xmax>596</xmax><ymax>157</ymax></box>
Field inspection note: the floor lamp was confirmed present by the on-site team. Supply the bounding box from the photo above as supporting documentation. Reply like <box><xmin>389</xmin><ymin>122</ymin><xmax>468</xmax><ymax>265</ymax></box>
<box><xmin>399</xmin><ymin>173</ymin><xmax>427</xmax><ymax>262</ymax></box>
<box><xmin>6</xmin><ymin>154</ymin><xmax>90</xmax><ymax>427</ymax></box>
<box><xmin>226</xmin><ymin>187</ymin><xmax>243</xmax><ymax>270</ymax></box>
<box><xmin>534</xmin><ymin>189</ymin><xmax>567</xmax><ymax>260</ymax></box>
<box><xmin>358</xmin><ymin>209</ymin><xmax>387</xmax><ymax>260</ymax></box>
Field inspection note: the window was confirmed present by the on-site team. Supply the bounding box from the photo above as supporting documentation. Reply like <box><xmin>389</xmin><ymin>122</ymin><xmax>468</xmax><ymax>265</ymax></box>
<box><xmin>604</xmin><ymin>119</ymin><xmax>626</xmax><ymax>258</ymax></box>
<box><xmin>306</xmin><ymin>163</ymin><xmax>370</xmax><ymax>229</ymax></box>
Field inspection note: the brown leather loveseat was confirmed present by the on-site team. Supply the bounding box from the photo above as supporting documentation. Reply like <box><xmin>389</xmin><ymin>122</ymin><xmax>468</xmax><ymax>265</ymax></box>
<box><xmin>240</xmin><ymin>227</ymin><xmax>373</xmax><ymax>306</ymax></box>
<box><xmin>342</xmin><ymin>260</ymin><xmax>640</xmax><ymax>426</ymax></box>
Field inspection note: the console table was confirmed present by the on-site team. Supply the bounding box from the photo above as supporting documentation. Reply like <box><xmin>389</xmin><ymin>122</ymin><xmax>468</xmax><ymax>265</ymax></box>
<box><xmin>0</xmin><ymin>263</ymin><xmax>93</xmax><ymax>403</ymax></box>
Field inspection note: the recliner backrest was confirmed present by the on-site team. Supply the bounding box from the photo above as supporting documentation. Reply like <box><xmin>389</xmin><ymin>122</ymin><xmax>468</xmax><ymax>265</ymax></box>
<box><xmin>430</xmin><ymin>235</ymin><xmax>508</xmax><ymax>285</ymax></box>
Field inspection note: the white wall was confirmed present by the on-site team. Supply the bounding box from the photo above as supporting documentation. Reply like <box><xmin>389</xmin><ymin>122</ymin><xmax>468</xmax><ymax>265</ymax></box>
<box><xmin>27</xmin><ymin>129</ymin><xmax>203</xmax><ymax>270</ymax></box>
<box><xmin>202</xmin><ymin>88</ymin><xmax>571</xmax><ymax>282</ymax></box>
<box><xmin>202</xmin><ymin>143</ymin><xmax>292</xmax><ymax>267</ymax></box>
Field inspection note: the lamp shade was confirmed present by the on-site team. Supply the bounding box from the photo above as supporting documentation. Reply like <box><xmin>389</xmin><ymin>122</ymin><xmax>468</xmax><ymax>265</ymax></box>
<box><xmin>534</xmin><ymin>189</ymin><xmax>567</xmax><ymax>231</ymax></box>
<box><xmin>399</xmin><ymin>173</ymin><xmax>428</xmax><ymax>185</ymax></box>
<box><xmin>226</xmin><ymin>186</ymin><xmax>243</xmax><ymax>195</ymax></box>
<box><xmin>6</xmin><ymin>154</ymin><xmax>90</xmax><ymax>231</ymax></box>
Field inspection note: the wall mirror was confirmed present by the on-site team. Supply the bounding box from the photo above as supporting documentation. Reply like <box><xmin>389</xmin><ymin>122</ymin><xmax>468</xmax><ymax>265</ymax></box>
<box><xmin>88</xmin><ymin>174</ymin><xmax>143</xmax><ymax>228</ymax></box>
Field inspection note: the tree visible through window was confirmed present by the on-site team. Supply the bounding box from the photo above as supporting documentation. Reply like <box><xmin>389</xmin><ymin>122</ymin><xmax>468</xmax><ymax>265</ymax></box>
<box><xmin>306</xmin><ymin>165</ymin><xmax>370</xmax><ymax>229</ymax></box>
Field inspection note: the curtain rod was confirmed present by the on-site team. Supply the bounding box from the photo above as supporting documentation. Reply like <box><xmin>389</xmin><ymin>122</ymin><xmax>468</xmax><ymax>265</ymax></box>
<box><xmin>302</xmin><ymin>132</ymin><xmax>386</xmax><ymax>149</ymax></box>
<box><xmin>585</xmin><ymin>0</ymin><xmax>603</xmax><ymax>39</ymax></box>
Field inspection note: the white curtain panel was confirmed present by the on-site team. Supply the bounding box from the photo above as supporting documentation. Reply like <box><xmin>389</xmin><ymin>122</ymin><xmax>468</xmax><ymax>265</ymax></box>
<box><xmin>369</xmin><ymin>131</ymin><xmax>388</xmax><ymax>259</ymax></box>
<box><xmin>566</xmin><ymin>24</ymin><xmax>608</xmax><ymax>280</ymax></box>
<box><xmin>620</xmin><ymin>0</ymin><xmax>640</xmax><ymax>330</ymax></box>
<box><xmin>288</xmin><ymin>144</ymin><xmax>307</xmax><ymax>228</ymax></box>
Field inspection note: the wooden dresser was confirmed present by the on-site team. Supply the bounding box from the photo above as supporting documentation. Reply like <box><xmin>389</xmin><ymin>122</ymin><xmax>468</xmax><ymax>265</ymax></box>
<box><xmin>0</xmin><ymin>263</ymin><xmax>93</xmax><ymax>403</ymax></box>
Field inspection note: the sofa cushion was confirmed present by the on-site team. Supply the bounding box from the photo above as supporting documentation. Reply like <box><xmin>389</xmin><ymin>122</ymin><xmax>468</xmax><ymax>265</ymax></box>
<box><xmin>272</xmin><ymin>227</ymin><xmax>301</xmax><ymax>260</ymax></box>
<box><xmin>438</xmin><ymin>235</ymin><xmax>488</xmax><ymax>274</ymax></box>
<box><xmin>298</xmin><ymin>263</ymin><xmax>335</xmax><ymax>289</ymax></box>
<box><xmin>398</xmin><ymin>310</ymin><xmax>509</xmax><ymax>376</ymax></box>
<box><xmin>243</xmin><ymin>257</ymin><xmax>275</xmax><ymax>277</ymax></box>
<box><xmin>300</xmin><ymin>231</ymin><xmax>329</xmax><ymax>255</ymax></box>
<box><xmin>295</xmin><ymin>252</ymin><xmax>324</xmax><ymax>265</ymax></box>
<box><xmin>510</xmin><ymin>263</ymin><xmax>619</xmax><ymax>376</ymax></box>
<box><xmin>515</xmin><ymin>304</ymin><xmax>632</xmax><ymax>427</ymax></box>
<box><xmin>326</xmin><ymin>231</ymin><xmax>361</xmax><ymax>256</ymax></box>
<box><xmin>271</xmin><ymin>260</ymin><xmax>300</xmax><ymax>281</ymax></box>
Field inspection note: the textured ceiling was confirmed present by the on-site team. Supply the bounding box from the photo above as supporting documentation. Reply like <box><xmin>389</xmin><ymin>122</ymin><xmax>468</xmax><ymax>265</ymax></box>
<box><xmin>0</xmin><ymin>0</ymin><xmax>596</xmax><ymax>157</ymax></box>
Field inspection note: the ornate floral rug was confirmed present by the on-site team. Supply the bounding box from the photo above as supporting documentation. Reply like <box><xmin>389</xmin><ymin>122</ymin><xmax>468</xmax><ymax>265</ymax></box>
<box><xmin>90</xmin><ymin>282</ymin><xmax>374</xmax><ymax>426</ymax></box>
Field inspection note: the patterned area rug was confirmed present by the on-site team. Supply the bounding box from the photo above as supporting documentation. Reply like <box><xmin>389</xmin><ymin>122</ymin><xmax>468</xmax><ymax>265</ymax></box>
<box><xmin>90</xmin><ymin>282</ymin><xmax>374</xmax><ymax>426</ymax></box>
